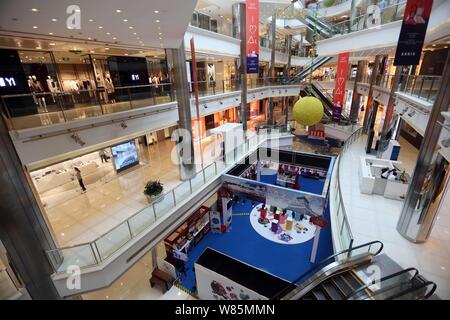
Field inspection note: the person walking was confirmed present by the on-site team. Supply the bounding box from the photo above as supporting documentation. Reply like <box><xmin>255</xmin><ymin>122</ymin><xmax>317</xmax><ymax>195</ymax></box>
<box><xmin>74</xmin><ymin>167</ymin><xmax>86</xmax><ymax>192</ymax></box>
<box><xmin>99</xmin><ymin>149</ymin><xmax>108</xmax><ymax>163</ymax></box>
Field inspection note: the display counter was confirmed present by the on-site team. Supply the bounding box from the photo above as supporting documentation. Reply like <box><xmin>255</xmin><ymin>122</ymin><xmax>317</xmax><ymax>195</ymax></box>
<box><xmin>358</xmin><ymin>156</ymin><xmax>410</xmax><ymax>201</ymax></box>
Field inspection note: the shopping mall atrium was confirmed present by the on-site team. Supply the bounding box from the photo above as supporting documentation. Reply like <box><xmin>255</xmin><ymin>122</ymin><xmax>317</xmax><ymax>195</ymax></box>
<box><xmin>0</xmin><ymin>0</ymin><xmax>449</xmax><ymax>302</ymax></box>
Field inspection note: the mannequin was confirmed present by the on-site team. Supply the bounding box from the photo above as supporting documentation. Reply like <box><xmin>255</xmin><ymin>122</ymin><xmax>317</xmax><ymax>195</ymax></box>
<box><xmin>105</xmin><ymin>74</ymin><xmax>115</xmax><ymax>103</ymax></box>
<box><xmin>28</xmin><ymin>75</ymin><xmax>47</xmax><ymax>112</ymax></box>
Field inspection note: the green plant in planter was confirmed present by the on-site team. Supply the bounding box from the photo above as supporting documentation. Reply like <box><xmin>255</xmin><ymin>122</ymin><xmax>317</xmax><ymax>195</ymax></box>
<box><xmin>144</xmin><ymin>180</ymin><xmax>164</xmax><ymax>198</ymax></box>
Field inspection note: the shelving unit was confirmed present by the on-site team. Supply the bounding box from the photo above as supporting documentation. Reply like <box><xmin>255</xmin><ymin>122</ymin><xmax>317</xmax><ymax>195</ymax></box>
<box><xmin>164</xmin><ymin>206</ymin><xmax>210</xmax><ymax>260</ymax></box>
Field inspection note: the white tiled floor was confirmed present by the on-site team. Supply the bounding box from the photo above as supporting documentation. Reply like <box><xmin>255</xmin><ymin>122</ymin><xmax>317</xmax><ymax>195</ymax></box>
<box><xmin>340</xmin><ymin>135</ymin><xmax>450</xmax><ymax>299</ymax></box>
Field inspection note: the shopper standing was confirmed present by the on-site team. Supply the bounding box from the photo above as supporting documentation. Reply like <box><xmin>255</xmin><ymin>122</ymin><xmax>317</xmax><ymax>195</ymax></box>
<box><xmin>74</xmin><ymin>167</ymin><xmax>86</xmax><ymax>192</ymax></box>
<box><xmin>99</xmin><ymin>149</ymin><xmax>108</xmax><ymax>163</ymax></box>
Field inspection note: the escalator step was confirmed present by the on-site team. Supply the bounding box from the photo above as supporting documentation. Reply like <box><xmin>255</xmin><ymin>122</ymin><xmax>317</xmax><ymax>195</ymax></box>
<box><xmin>311</xmin><ymin>288</ymin><xmax>328</xmax><ymax>300</ymax></box>
<box><xmin>341</xmin><ymin>272</ymin><xmax>364</xmax><ymax>291</ymax></box>
<box><xmin>322</xmin><ymin>281</ymin><xmax>344</xmax><ymax>300</ymax></box>
<box><xmin>331</xmin><ymin>276</ymin><xmax>354</xmax><ymax>297</ymax></box>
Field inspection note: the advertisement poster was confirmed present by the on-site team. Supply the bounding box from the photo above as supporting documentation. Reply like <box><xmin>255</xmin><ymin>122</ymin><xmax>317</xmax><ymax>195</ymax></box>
<box><xmin>111</xmin><ymin>140</ymin><xmax>139</xmax><ymax>172</ymax></box>
<box><xmin>332</xmin><ymin>52</ymin><xmax>350</xmax><ymax>122</ymax></box>
<box><xmin>246</xmin><ymin>0</ymin><xmax>259</xmax><ymax>74</ymax></box>
<box><xmin>394</xmin><ymin>0</ymin><xmax>433</xmax><ymax>66</ymax></box>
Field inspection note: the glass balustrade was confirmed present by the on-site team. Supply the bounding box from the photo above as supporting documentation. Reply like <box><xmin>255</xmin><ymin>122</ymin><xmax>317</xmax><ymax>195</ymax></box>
<box><xmin>45</xmin><ymin>130</ymin><xmax>289</xmax><ymax>273</ymax></box>
<box><xmin>1</xmin><ymin>78</ymin><xmax>301</xmax><ymax>130</ymax></box>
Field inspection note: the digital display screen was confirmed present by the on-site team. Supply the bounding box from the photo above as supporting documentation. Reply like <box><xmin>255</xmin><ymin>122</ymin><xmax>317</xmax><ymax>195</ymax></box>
<box><xmin>111</xmin><ymin>140</ymin><xmax>139</xmax><ymax>172</ymax></box>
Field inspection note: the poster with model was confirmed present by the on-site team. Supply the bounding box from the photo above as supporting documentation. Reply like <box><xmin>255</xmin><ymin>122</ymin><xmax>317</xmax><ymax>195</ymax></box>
<box><xmin>246</xmin><ymin>0</ymin><xmax>259</xmax><ymax>74</ymax></box>
<box><xmin>207</xmin><ymin>63</ymin><xmax>216</xmax><ymax>82</ymax></box>
<box><xmin>111</xmin><ymin>140</ymin><xmax>139</xmax><ymax>172</ymax></box>
<box><xmin>394</xmin><ymin>0</ymin><xmax>433</xmax><ymax>66</ymax></box>
<box><xmin>332</xmin><ymin>52</ymin><xmax>350</xmax><ymax>123</ymax></box>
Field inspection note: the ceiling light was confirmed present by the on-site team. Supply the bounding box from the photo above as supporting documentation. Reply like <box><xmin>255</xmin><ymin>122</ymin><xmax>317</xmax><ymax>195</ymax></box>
<box><xmin>31</xmin><ymin>8</ymin><xmax>39</xmax><ymax>12</ymax></box>
<box><xmin>33</xmin><ymin>26</ymin><xmax>38</xmax><ymax>29</ymax></box>
<box><xmin>154</xmin><ymin>10</ymin><xmax>159</xmax><ymax>13</ymax></box>
<box><xmin>49</xmin><ymin>32</ymin><xmax>54</xmax><ymax>35</ymax></box>
<box><xmin>106</xmin><ymin>32</ymin><xmax>111</xmax><ymax>35</ymax></box>
<box><xmin>133</xmin><ymin>32</ymin><xmax>137</xmax><ymax>35</ymax></box>
<box><xmin>141</xmin><ymin>44</ymin><xmax>145</xmax><ymax>46</ymax></box>
<box><xmin>89</xmin><ymin>19</ymin><xmax>94</xmax><ymax>22</ymax></box>
<box><xmin>105</xmin><ymin>47</ymin><xmax>110</xmax><ymax>50</ymax></box>
<box><xmin>116</xmin><ymin>9</ymin><xmax>122</xmax><ymax>13</ymax></box>
<box><xmin>123</xmin><ymin>19</ymin><xmax>128</xmax><ymax>22</ymax></box>
<box><xmin>139</xmin><ymin>50</ymin><xmax>143</xmax><ymax>53</ymax></box>
<box><xmin>87</xmin><ymin>37</ymin><xmax>92</xmax><ymax>40</ymax></box>
<box><xmin>139</xmin><ymin>40</ymin><xmax>143</xmax><ymax>43</ymax></box>
<box><xmin>156</xmin><ymin>20</ymin><xmax>160</xmax><ymax>23</ymax></box>
<box><xmin>432</xmin><ymin>44</ymin><xmax>436</xmax><ymax>47</ymax></box>
<box><xmin>90</xmin><ymin>50</ymin><xmax>95</xmax><ymax>53</ymax></box>
<box><xmin>35</xmin><ymin>46</ymin><xmax>41</xmax><ymax>49</ymax></box>
<box><xmin>49</xmin><ymin>43</ymin><xmax>55</xmax><ymax>46</ymax></box>
<box><xmin>124</xmin><ymin>53</ymin><xmax>128</xmax><ymax>56</ymax></box>
<box><xmin>129</xmin><ymin>26</ymin><xmax>134</xmax><ymax>29</ymax></box>
<box><xmin>159</xmin><ymin>37</ymin><xmax>162</xmax><ymax>40</ymax></box>
<box><xmin>158</xmin><ymin>32</ymin><xmax>162</xmax><ymax>35</ymax></box>
<box><xmin>51</xmin><ymin>18</ymin><xmax>57</xmax><ymax>22</ymax></box>
<box><xmin>113</xmin><ymin>37</ymin><xmax>117</xmax><ymax>40</ymax></box>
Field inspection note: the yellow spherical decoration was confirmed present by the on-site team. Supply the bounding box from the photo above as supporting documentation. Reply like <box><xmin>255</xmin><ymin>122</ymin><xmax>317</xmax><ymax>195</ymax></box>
<box><xmin>293</xmin><ymin>96</ymin><xmax>324</xmax><ymax>126</ymax></box>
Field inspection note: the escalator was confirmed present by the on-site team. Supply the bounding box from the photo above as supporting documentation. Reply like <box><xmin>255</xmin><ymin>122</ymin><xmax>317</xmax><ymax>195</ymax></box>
<box><xmin>299</xmin><ymin>81</ymin><xmax>350</xmax><ymax>123</ymax></box>
<box><xmin>272</xmin><ymin>241</ymin><xmax>437</xmax><ymax>300</ymax></box>
<box><xmin>290</xmin><ymin>56</ymin><xmax>333</xmax><ymax>83</ymax></box>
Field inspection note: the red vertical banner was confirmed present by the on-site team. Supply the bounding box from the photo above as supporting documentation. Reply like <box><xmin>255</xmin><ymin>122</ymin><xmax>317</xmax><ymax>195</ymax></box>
<box><xmin>332</xmin><ymin>52</ymin><xmax>350</xmax><ymax>122</ymax></box>
<box><xmin>246</xmin><ymin>0</ymin><xmax>259</xmax><ymax>74</ymax></box>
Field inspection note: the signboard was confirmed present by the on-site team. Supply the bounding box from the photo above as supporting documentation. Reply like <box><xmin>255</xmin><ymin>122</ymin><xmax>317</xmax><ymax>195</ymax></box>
<box><xmin>394</xmin><ymin>0</ymin><xmax>433</xmax><ymax>66</ymax></box>
<box><xmin>332</xmin><ymin>52</ymin><xmax>350</xmax><ymax>122</ymax></box>
<box><xmin>246</xmin><ymin>0</ymin><xmax>259</xmax><ymax>74</ymax></box>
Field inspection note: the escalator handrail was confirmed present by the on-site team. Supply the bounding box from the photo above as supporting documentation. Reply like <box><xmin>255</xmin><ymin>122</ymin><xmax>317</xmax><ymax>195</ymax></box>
<box><xmin>346</xmin><ymin>267</ymin><xmax>419</xmax><ymax>300</ymax></box>
<box><xmin>271</xmin><ymin>240</ymin><xmax>384</xmax><ymax>300</ymax></box>
<box><xmin>386</xmin><ymin>280</ymin><xmax>437</xmax><ymax>300</ymax></box>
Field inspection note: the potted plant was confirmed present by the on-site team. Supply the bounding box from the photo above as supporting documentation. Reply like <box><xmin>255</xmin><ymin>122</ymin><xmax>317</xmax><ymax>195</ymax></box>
<box><xmin>144</xmin><ymin>180</ymin><xmax>164</xmax><ymax>203</ymax></box>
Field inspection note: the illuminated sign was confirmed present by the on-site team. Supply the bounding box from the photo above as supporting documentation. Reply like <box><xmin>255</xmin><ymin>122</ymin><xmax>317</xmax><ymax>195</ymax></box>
<box><xmin>0</xmin><ymin>77</ymin><xmax>16</xmax><ymax>87</ymax></box>
<box><xmin>131</xmin><ymin>74</ymin><xmax>140</xmax><ymax>81</ymax></box>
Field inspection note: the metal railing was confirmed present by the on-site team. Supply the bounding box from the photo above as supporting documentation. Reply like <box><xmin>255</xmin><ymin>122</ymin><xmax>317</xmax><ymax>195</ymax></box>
<box><xmin>45</xmin><ymin>130</ymin><xmax>292</xmax><ymax>274</ymax></box>
<box><xmin>359</xmin><ymin>73</ymin><xmax>442</xmax><ymax>102</ymax></box>
<box><xmin>0</xmin><ymin>77</ymin><xmax>303</xmax><ymax>131</ymax></box>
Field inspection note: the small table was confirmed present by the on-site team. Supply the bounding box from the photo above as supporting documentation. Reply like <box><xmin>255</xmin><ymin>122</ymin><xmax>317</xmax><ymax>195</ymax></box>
<box><xmin>150</xmin><ymin>268</ymin><xmax>173</xmax><ymax>293</ymax></box>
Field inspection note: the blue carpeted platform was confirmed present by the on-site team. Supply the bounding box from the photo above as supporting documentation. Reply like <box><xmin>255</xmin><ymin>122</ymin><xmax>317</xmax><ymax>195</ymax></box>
<box><xmin>259</xmin><ymin>172</ymin><xmax>325</xmax><ymax>195</ymax></box>
<box><xmin>178</xmin><ymin>198</ymin><xmax>334</xmax><ymax>294</ymax></box>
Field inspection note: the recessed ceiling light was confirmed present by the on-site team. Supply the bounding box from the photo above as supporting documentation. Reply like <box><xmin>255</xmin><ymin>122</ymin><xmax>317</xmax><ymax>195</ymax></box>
<box><xmin>123</xmin><ymin>19</ymin><xmax>128</xmax><ymax>22</ymax></box>
<box><xmin>90</xmin><ymin>50</ymin><xmax>95</xmax><ymax>53</ymax></box>
<box><xmin>49</xmin><ymin>43</ymin><xmax>55</xmax><ymax>46</ymax></box>
<box><xmin>51</xmin><ymin>18</ymin><xmax>57</xmax><ymax>22</ymax></box>
<box><xmin>116</xmin><ymin>9</ymin><xmax>122</xmax><ymax>13</ymax></box>
<box><xmin>106</xmin><ymin>32</ymin><xmax>111</xmax><ymax>35</ymax></box>
<box><xmin>432</xmin><ymin>44</ymin><xmax>436</xmax><ymax>47</ymax></box>
<box><xmin>31</xmin><ymin>8</ymin><xmax>39</xmax><ymax>12</ymax></box>
<box><xmin>87</xmin><ymin>37</ymin><xmax>92</xmax><ymax>40</ymax></box>
<box><xmin>133</xmin><ymin>32</ymin><xmax>137</xmax><ymax>35</ymax></box>
<box><xmin>33</xmin><ymin>26</ymin><xmax>38</xmax><ymax>29</ymax></box>
<box><xmin>158</xmin><ymin>32</ymin><xmax>162</xmax><ymax>35</ymax></box>
<box><xmin>35</xmin><ymin>46</ymin><xmax>41</xmax><ymax>49</ymax></box>
<box><xmin>141</xmin><ymin>44</ymin><xmax>145</xmax><ymax>46</ymax></box>
<box><xmin>105</xmin><ymin>47</ymin><xmax>110</xmax><ymax>50</ymax></box>
<box><xmin>49</xmin><ymin>32</ymin><xmax>54</xmax><ymax>35</ymax></box>
<box><xmin>156</xmin><ymin>20</ymin><xmax>160</xmax><ymax>23</ymax></box>
<box><xmin>139</xmin><ymin>40</ymin><xmax>143</xmax><ymax>43</ymax></box>
<box><xmin>157</xmin><ymin>26</ymin><xmax>161</xmax><ymax>30</ymax></box>
<box><xmin>89</xmin><ymin>19</ymin><xmax>94</xmax><ymax>22</ymax></box>
<box><xmin>113</xmin><ymin>37</ymin><xmax>117</xmax><ymax>40</ymax></box>
<box><xmin>98</xmin><ymin>26</ymin><xmax>103</xmax><ymax>29</ymax></box>
<box><xmin>129</xmin><ymin>26</ymin><xmax>134</xmax><ymax>29</ymax></box>
<box><xmin>154</xmin><ymin>10</ymin><xmax>159</xmax><ymax>13</ymax></box>
<box><xmin>124</xmin><ymin>53</ymin><xmax>128</xmax><ymax>55</ymax></box>
<box><xmin>159</xmin><ymin>37</ymin><xmax>162</xmax><ymax>40</ymax></box>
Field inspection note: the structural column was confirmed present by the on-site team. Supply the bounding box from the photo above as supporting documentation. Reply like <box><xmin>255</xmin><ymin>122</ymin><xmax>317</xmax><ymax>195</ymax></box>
<box><xmin>349</xmin><ymin>60</ymin><xmax>367</xmax><ymax>123</ymax></box>
<box><xmin>362</xmin><ymin>55</ymin><xmax>383</xmax><ymax>131</ymax></box>
<box><xmin>397</xmin><ymin>52</ymin><xmax>450</xmax><ymax>243</ymax></box>
<box><xmin>267</xmin><ymin>13</ymin><xmax>277</xmax><ymax>125</ymax></box>
<box><xmin>376</xmin><ymin>66</ymin><xmax>403</xmax><ymax>157</ymax></box>
<box><xmin>166</xmin><ymin>42</ymin><xmax>196</xmax><ymax>179</ymax></box>
<box><xmin>0</xmin><ymin>117</ymin><xmax>60</xmax><ymax>299</ymax></box>
<box><xmin>233</xmin><ymin>2</ymin><xmax>248</xmax><ymax>131</ymax></box>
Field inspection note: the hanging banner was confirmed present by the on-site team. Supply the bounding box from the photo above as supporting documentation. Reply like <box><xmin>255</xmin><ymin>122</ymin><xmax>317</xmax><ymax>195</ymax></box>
<box><xmin>332</xmin><ymin>52</ymin><xmax>350</xmax><ymax>122</ymax></box>
<box><xmin>394</xmin><ymin>0</ymin><xmax>433</xmax><ymax>66</ymax></box>
<box><xmin>246</xmin><ymin>0</ymin><xmax>259</xmax><ymax>74</ymax></box>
